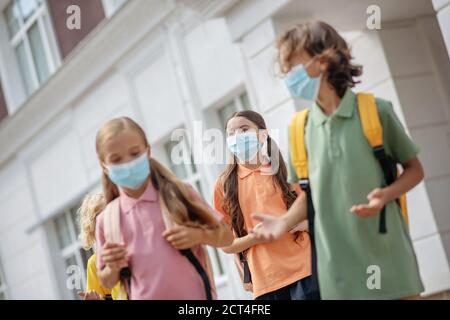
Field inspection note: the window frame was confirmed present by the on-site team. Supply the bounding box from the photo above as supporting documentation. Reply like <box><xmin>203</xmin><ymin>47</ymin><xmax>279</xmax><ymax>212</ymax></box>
<box><xmin>217</xmin><ymin>91</ymin><xmax>251</xmax><ymax>130</ymax></box>
<box><xmin>3</xmin><ymin>0</ymin><xmax>59</xmax><ymax>96</ymax></box>
<box><xmin>53</xmin><ymin>205</ymin><xmax>92</xmax><ymax>300</ymax></box>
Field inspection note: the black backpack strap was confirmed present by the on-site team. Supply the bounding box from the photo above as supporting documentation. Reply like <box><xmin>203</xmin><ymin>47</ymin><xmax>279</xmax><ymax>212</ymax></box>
<box><xmin>299</xmin><ymin>179</ymin><xmax>321</xmax><ymax>299</ymax></box>
<box><xmin>180</xmin><ymin>249</ymin><xmax>213</xmax><ymax>300</ymax></box>
<box><xmin>119</xmin><ymin>267</ymin><xmax>132</xmax><ymax>296</ymax></box>
<box><xmin>373</xmin><ymin>146</ymin><xmax>399</xmax><ymax>234</ymax></box>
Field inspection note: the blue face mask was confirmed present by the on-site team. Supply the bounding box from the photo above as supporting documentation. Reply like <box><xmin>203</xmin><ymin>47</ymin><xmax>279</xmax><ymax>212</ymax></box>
<box><xmin>227</xmin><ymin>132</ymin><xmax>260</xmax><ymax>162</ymax></box>
<box><xmin>285</xmin><ymin>59</ymin><xmax>321</xmax><ymax>101</ymax></box>
<box><xmin>106</xmin><ymin>152</ymin><xmax>150</xmax><ymax>189</ymax></box>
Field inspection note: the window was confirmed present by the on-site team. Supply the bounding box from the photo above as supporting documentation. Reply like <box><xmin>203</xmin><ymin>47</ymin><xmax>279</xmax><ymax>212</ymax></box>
<box><xmin>164</xmin><ymin>133</ymin><xmax>203</xmax><ymax>196</ymax></box>
<box><xmin>54</xmin><ymin>204</ymin><xmax>93</xmax><ymax>300</ymax></box>
<box><xmin>0</xmin><ymin>262</ymin><xmax>8</xmax><ymax>300</ymax></box>
<box><xmin>217</xmin><ymin>92</ymin><xmax>251</xmax><ymax>129</ymax></box>
<box><xmin>4</xmin><ymin>0</ymin><xmax>58</xmax><ymax>96</ymax></box>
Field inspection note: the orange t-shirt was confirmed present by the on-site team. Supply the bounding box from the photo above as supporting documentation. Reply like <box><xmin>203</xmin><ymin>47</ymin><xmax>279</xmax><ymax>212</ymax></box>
<box><xmin>213</xmin><ymin>163</ymin><xmax>312</xmax><ymax>298</ymax></box>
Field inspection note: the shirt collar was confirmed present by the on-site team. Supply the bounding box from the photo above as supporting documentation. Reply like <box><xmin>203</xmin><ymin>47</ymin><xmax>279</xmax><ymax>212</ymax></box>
<box><xmin>237</xmin><ymin>162</ymin><xmax>273</xmax><ymax>179</ymax></box>
<box><xmin>119</xmin><ymin>181</ymin><xmax>158</xmax><ymax>214</ymax></box>
<box><xmin>311</xmin><ymin>89</ymin><xmax>356</xmax><ymax>127</ymax></box>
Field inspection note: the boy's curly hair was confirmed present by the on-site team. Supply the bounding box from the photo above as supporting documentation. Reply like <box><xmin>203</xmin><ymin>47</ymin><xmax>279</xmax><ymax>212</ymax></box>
<box><xmin>277</xmin><ymin>20</ymin><xmax>363</xmax><ymax>98</ymax></box>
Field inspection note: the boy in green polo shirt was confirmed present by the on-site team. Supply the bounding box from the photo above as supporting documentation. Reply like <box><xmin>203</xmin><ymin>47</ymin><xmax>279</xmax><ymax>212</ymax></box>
<box><xmin>251</xmin><ymin>21</ymin><xmax>425</xmax><ymax>299</ymax></box>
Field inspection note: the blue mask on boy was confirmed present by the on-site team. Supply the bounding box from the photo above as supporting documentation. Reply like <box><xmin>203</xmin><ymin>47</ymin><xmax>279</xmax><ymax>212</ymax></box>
<box><xmin>106</xmin><ymin>152</ymin><xmax>150</xmax><ymax>189</ymax></box>
<box><xmin>227</xmin><ymin>132</ymin><xmax>260</xmax><ymax>162</ymax></box>
<box><xmin>285</xmin><ymin>59</ymin><xmax>321</xmax><ymax>101</ymax></box>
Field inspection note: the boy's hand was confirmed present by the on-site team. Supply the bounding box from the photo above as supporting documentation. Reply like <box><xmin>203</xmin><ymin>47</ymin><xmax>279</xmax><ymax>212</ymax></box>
<box><xmin>163</xmin><ymin>225</ymin><xmax>202</xmax><ymax>250</ymax></box>
<box><xmin>351</xmin><ymin>188</ymin><xmax>387</xmax><ymax>217</ymax></box>
<box><xmin>101</xmin><ymin>242</ymin><xmax>128</xmax><ymax>271</ymax></box>
<box><xmin>249</xmin><ymin>223</ymin><xmax>272</xmax><ymax>244</ymax></box>
<box><xmin>250</xmin><ymin>214</ymin><xmax>289</xmax><ymax>242</ymax></box>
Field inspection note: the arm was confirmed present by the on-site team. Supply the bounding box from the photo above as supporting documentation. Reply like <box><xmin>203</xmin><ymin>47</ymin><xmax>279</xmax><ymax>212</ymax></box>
<box><xmin>351</xmin><ymin>157</ymin><xmax>424</xmax><ymax>216</ymax></box>
<box><xmin>163</xmin><ymin>183</ymin><xmax>234</xmax><ymax>249</ymax></box>
<box><xmin>163</xmin><ymin>221</ymin><xmax>233</xmax><ymax>250</ymax></box>
<box><xmin>98</xmin><ymin>264</ymin><xmax>121</xmax><ymax>290</ymax></box>
<box><xmin>383</xmin><ymin>157</ymin><xmax>424</xmax><ymax>201</ymax></box>
<box><xmin>200</xmin><ymin>221</ymin><xmax>233</xmax><ymax>247</ymax></box>
<box><xmin>251</xmin><ymin>191</ymin><xmax>308</xmax><ymax>241</ymax></box>
<box><xmin>222</xmin><ymin>234</ymin><xmax>260</xmax><ymax>254</ymax></box>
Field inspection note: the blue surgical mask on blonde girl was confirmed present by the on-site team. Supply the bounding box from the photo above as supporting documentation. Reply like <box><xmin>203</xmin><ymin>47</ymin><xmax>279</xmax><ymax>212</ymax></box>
<box><xmin>100</xmin><ymin>128</ymin><xmax>151</xmax><ymax>197</ymax></box>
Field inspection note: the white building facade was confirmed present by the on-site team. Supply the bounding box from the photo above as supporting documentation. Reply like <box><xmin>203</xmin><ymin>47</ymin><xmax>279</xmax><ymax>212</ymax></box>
<box><xmin>0</xmin><ymin>0</ymin><xmax>449</xmax><ymax>299</ymax></box>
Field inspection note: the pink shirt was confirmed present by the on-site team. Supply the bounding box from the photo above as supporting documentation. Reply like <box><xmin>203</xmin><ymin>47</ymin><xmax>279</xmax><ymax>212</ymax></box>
<box><xmin>96</xmin><ymin>182</ymin><xmax>219</xmax><ymax>300</ymax></box>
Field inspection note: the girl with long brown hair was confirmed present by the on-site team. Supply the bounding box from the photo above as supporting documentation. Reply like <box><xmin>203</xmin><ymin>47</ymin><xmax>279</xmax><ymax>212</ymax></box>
<box><xmin>213</xmin><ymin>110</ymin><xmax>317</xmax><ymax>300</ymax></box>
<box><xmin>94</xmin><ymin>116</ymin><xmax>232</xmax><ymax>299</ymax></box>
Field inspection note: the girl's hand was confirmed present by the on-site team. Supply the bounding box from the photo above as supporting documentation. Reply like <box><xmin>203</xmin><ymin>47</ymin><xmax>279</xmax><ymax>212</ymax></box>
<box><xmin>163</xmin><ymin>226</ymin><xmax>203</xmax><ymax>250</ymax></box>
<box><xmin>351</xmin><ymin>188</ymin><xmax>387</xmax><ymax>217</ymax></box>
<box><xmin>78</xmin><ymin>291</ymin><xmax>102</xmax><ymax>300</ymax></box>
<box><xmin>101</xmin><ymin>242</ymin><xmax>128</xmax><ymax>271</ymax></box>
<box><xmin>250</xmin><ymin>213</ymin><xmax>289</xmax><ymax>242</ymax></box>
<box><xmin>290</xmin><ymin>220</ymin><xmax>309</xmax><ymax>233</ymax></box>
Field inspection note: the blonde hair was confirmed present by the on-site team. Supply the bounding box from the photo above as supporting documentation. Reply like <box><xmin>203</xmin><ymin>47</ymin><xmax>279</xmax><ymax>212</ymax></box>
<box><xmin>78</xmin><ymin>193</ymin><xmax>106</xmax><ymax>250</ymax></box>
<box><xmin>95</xmin><ymin>116</ymin><xmax>218</xmax><ymax>228</ymax></box>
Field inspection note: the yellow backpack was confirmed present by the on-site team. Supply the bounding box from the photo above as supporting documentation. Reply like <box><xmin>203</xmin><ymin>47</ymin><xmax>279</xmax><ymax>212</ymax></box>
<box><xmin>289</xmin><ymin>92</ymin><xmax>408</xmax><ymax>234</ymax></box>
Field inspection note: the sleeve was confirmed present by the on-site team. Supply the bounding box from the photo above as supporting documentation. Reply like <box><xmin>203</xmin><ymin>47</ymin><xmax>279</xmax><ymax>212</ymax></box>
<box><xmin>212</xmin><ymin>179</ymin><xmax>232</xmax><ymax>226</ymax></box>
<box><xmin>377</xmin><ymin>98</ymin><xmax>420</xmax><ymax>164</ymax></box>
<box><xmin>86</xmin><ymin>254</ymin><xmax>109</xmax><ymax>297</ymax></box>
<box><xmin>95</xmin><ymin>212</ymin><xmax>106</xmax><ymax>271</ymax></box>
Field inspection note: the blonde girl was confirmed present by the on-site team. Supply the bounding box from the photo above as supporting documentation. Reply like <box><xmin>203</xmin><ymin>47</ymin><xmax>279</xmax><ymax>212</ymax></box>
<box><xmin>77</xmin><ymin>193</ymin><xmax>120</xmax><ymax>300</ymax></box>
<box><xmin>94</xmin><ymin>117</ymin><xmax>233</xmax><ymax>300</ymax></box>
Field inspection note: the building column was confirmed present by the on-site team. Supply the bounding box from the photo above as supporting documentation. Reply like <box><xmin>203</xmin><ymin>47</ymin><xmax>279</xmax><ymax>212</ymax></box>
<box><xmin>433</xmin><ymin>0</ymin><xmax>450</xmax><ymax>59</ymax></box>
<box><xmin>372</xmin><ymin>16</ymin><xmax>450</xmax><ymax>296</ymax></box>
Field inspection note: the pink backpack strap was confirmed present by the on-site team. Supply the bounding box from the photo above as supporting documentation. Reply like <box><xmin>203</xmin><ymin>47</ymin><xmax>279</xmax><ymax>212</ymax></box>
<box><xmin>103</xmin><ymin>198</ymin><xmax>122</xmax><ymax>244</ymax></box>
<box><xmin>102</xmin><ymin>198</ymin><xmax>130</xmax><ymax>300</ymax></box>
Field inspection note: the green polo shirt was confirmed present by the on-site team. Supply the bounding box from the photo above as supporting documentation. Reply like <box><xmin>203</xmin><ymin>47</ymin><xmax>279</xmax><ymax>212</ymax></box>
<box><xmin>288</xmin><ymin>89</ymin><xmax>424</xmax><ymax>299</ymax></box>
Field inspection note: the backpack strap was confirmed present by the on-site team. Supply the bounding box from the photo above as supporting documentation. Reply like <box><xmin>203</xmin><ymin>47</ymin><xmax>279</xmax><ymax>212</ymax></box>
<box><xmin>104</xmin><ymin>198</ymin><xmax>121</xmax><ymax>244</ymax></box>
<box><xmin>356</xmin><ymin>93</ymin><xmax>409</xmax><ymax>233</ymax></box>
<box><xmin>159</xmin><ymin>192</ymin><xmax>215</xmax><ymax>300</ymax></box>
<box><xmin>288</xmin><ymin>109</ymin><xmax>321</xmax><ymax>298</ymax></box>
<box><xmin>103</xmin><ymin>198</ymin><xmax>131</xmax><ymax>299</ymax></box>
<box><xmin>357</xmin><ymin>93</ymin><xmax>383</xmax><ymax>149</ymax></box>
<box><xmin>289</xmin><ymin>109</ymin><xmax>310</xmax><ymax>180</ymax></box>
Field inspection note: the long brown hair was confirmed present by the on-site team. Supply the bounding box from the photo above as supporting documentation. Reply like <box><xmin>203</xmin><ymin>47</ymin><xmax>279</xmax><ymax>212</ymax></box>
<box><xmin>220</xmin><ymin>110</ymin><xmax>297</xmax><ymax>238</ymax></box>
<box><xmin>277</xmin><ymin>20</ymin><xmax>362</xmax><ymax>98</ymax></box>
<box><xmin>95</xmin><ymin>117</ymin><xmax>218</xmax><ymax>228</ymax></box>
